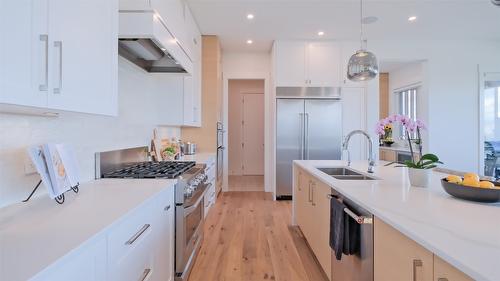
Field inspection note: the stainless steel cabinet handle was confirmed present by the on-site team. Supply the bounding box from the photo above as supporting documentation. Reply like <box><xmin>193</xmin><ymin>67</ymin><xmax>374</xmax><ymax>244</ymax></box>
<box><xmin>304</xmin><ymin>113</ymin><xmax>309</xmax><ymax>160</ymax></box>
<box><xmin>164</xmin><ymin>205</ymin><xmax>171</xmax><ymax>211</ymax></box>
<box><xmin>39</xmin><ymin>35</ymin><xmax>49</xmax><ymax>91</ymax></box>
<box><xmin>437</xmin><ymin>278</ymin><xmax>448</xmax><ymax>281</ymax></box>
<box><xmin>311</xmin><ymin>182</ymin><xmax>316</xmax><ymax>206</ymax></box>
<box><xmin>297</xmin><ymin>172</ymin><xmax>302</xmax><ymax>191</ymax></box>
<box><xmin>125</xmin><ymin>224</ymin><xmax>150</xmax><ymax>245</ymax></box>
<box><xmin>412</xmin><ymin>259</ymin><xmax>423</xmax><ymax>281</ymax></box>
<box><xmin>308</xmin><ymin>180</ymin><xmax>312</xmax><ymax>202</ymax></box>
<box><xmin>299</xmin><ymin>113</ymin><xmax>304</xmax><ymax>160</ymax></box>
<box><xmin>53</xmin><ymin>41</ymin><xmax>63</xmax><ymax>94</ymax></box>
<box><xmin>140</xmin><ymin>268</ymin><xmax>152</xmax><ymax>281</ymax></box>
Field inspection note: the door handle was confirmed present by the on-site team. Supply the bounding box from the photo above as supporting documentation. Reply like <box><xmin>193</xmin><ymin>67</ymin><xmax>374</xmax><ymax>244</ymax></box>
<box><xmin>412</xmin><ymin>259</ymin><xmax>423</xmax><ymax>281</ymax></box>
<box><xmin>297</xmin><ymin>172</ymin><xmax>302</xmax><ymax>191</ymax></box>
<box><xmin>437</xmin><ymin>279</ymin><xmax>448</xmax><ymax>281</ymax></box>
<box><xmin>299</xmin><ymin>113</ymin><xmax>305</xmax><ymax>160</ymax></box>
<box><xmin>39</xmin><ymin>35</ymin><xmax>49</xmax><ymax>91</ymax></box>
<box><xmin>308</xmin><ymin>180</ymin><xmax>312</xmax><ymax>203</ymax></box>
<box><xmin>304</xmin><ymin>113</ymin><xmax>310</xmax><ymax>160</ymax></box>
<box><xmin>311</xmin><ymin>182</ymin><xmax>316</xmax><ymax>206</ymax></box>
<box><xmin>53</xmin><ymin>41</ymin><xmax>63</xmax><ymax>94</ymax></box>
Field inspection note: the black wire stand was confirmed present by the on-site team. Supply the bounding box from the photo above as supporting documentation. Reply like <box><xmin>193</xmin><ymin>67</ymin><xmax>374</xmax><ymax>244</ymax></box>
<box><xmin>22</xmin><ymin>179</ymin><xmax>79</xmax><ymax>205</ymax></box>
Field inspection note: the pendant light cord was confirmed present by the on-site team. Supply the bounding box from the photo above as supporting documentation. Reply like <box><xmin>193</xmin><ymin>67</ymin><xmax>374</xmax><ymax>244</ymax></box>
<box><xmin>359</xmin><ymin>0</ymin><xmax>363</xmax><ymax>50</ymax></box>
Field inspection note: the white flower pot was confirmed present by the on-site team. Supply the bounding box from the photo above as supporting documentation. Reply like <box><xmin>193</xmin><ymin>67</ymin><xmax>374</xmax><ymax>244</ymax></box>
<box><xmin>408</xmin><ymin>168</ymin><xmax>432</xmax><ymax>188</ymax></box>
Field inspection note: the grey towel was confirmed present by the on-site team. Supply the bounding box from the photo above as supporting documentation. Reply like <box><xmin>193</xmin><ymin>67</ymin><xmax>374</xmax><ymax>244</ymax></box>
<box><xmin>342</xmin><ymin>205</ymin><xmax>360</xmax><ymax>256</ymax></box>
<box><xmin>329</xmin><ymin>197</ymin><xmax>345</xmax><ymax>260</ymax></box>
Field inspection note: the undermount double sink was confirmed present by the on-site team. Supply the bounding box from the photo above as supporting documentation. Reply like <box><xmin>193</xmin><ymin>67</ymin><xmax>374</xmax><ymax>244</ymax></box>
<box><xmin>317</xmin><ymin>167</ymin><xmax>377</xmax><ymax>180</ymax></box>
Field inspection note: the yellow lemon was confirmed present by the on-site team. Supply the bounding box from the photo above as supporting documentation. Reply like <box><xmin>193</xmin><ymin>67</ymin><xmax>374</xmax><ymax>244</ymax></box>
<box><xmin>446</xmin><ymin>175</ymin><xmax>462</xmax><ymax>184</ymax></box>
<box><xmin>479</xmin><ymin>181</ymin><xmax>495</xmax><ymax>189</ymax></box>
<box><xmin>462</xmin><ymin>178</ymin><xmax>480</xmax><ymax>188</ymax></box>
<box><xmin>464</xmin><ymin>172</ymin><xmax>480</xmax><ymax>182</ymax></box>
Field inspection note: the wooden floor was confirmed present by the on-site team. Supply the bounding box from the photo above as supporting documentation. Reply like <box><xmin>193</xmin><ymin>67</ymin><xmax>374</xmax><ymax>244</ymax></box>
<box><xmin>228</xmin><ymin>175</ymin><xmax>264</xmax><ymax>192</ymax></box>
<box><xmin>188</xmin><ymin>192</ymin><xmax>329</xmax><ymax>281</ymax></box>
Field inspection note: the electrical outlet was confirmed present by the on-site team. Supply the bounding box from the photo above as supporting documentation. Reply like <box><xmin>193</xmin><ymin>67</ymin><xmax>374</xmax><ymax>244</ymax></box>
<box><xmin>24</xmin><ymin>156</ymin><xmax>37</xmax><ymax>175</ymax></box>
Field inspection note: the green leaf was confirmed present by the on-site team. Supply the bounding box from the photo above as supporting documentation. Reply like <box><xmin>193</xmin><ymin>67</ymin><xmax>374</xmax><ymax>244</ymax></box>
<box><xmin>420</xmin><ymin>154</ymin><xmax>439</xmax><ymax>162</ymax></box>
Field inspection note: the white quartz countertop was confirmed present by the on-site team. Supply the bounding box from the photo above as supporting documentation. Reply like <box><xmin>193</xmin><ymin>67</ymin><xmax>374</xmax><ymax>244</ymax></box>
<box><xmin>178</xmin><ymin>152</ymin><xmax>216</xmax><ymax>165</ymax></box>
<box><xmin>0</xmin><ymin>178</ymin><xmax>176</xmax><ymax>281</ymax></box>
<box><xmin>294</xmin><ymin>160</ymin><xmax>500</xmax><ymax>281</ymax></box>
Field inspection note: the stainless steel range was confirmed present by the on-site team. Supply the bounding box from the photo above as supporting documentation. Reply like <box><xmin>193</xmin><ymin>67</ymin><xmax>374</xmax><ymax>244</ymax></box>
<box><xmin>96</xmin><ymin>146</ymin><xmax>209</xmax><ymax>281</ymax></box>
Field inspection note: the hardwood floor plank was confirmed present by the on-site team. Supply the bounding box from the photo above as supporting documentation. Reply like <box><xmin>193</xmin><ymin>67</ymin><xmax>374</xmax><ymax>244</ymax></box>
<box><xmin>188</xmin><ymin>191</ymin><xmax>329</xmax><ymax>281</ymax></box>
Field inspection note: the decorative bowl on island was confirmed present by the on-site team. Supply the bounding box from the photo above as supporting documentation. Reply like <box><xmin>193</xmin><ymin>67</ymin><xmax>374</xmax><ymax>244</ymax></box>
<box><xmin>441</xmin><ymin>178</ymin><xmax>500</xmax><ymax>203</ymax></box>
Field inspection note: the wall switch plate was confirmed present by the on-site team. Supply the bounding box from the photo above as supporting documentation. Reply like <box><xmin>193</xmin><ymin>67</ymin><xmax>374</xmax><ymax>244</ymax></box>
<box><xmin>24</xmin><ymin>156</ymin><xmax>37</xmax><ymax>175</ymax></box>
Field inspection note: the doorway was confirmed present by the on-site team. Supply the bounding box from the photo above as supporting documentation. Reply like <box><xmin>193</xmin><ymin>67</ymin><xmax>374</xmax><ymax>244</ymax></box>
<box><xmin>228</xmin><ymin>79</ymin><xmax>265</xmax><ymax>191</ymax></box>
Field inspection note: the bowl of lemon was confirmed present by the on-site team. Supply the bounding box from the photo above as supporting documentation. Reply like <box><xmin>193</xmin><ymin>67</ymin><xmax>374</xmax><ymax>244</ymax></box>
<box><xmin>441</xmin><ymin>173</ymin><xmax>500</xmax><ymax>203</ymax></box>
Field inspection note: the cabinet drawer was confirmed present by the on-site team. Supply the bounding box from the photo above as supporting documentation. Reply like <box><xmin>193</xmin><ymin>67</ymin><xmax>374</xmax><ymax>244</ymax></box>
<box><xmin>107</xmin><ymin>201</ymin><xmax>155</xmax><ymax>264</ymax></box>
<box><xmin>108</xmin><ymin>228</ymin><xmax>155</xmax><ymax>281</ymax></box>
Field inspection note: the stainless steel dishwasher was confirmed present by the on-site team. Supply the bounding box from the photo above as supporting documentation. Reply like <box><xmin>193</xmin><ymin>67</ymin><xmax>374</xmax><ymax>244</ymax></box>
<box><xmin>329</xmin><ymin>190</ymin><xmax>374</xmax><ymax>281</ymax></box>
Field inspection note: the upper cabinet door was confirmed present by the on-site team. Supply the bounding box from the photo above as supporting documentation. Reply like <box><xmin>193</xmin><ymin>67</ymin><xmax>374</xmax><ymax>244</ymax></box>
<box><xmin>47</xmin><ymin>0</ymin><xmax>118</xmax><ymax>116</ymax></box>
<box><xmin>0</xmin><ymin>0</ymin><xmax>49</xmax><ymax>108</ymax></box>
<box><xmin>275</xmin><ymin>41</ymin><xmax>307</xmax><ymax>87</ymax></box>
<box><xmin>307</xmin><ymin>42</ymin><xmax>341</xmax><ymax>87</ymax></box>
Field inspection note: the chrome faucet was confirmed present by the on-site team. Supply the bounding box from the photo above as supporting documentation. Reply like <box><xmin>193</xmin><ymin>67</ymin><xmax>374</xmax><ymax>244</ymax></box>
<box><xmin>342</xmin><ymin>130</ymin><xmax>376</xmax><ymax>173</ymax></box>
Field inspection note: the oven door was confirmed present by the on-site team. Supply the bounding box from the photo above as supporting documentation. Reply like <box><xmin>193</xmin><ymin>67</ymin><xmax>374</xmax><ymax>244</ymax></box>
<box><xmin>175</xmin><ymin>189</ymin><xmax>206</xmax><ymax>280</ymax></box>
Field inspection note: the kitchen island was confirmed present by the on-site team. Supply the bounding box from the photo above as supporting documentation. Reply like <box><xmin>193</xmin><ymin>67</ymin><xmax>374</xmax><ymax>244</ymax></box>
<box><xmin>293</xmin><ymin>160</ymin><xmax>500</xmax><ymax>281</ymax></box>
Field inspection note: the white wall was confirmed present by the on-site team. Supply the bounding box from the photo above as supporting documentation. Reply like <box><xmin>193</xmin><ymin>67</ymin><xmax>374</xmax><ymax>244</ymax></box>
<box><xmin>221</xmin><ymin>51</ymin><xmax>272</xmax><ymax>192</ymax></box>
<box><xmin>0</xmin><ymin>57</ymin><xmax>183</xmax><ymax>207</ymax></box>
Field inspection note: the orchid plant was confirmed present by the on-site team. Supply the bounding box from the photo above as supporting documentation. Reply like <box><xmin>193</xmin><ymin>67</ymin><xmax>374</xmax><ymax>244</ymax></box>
<box><xmin>375</xmin><ymin>114</ymin><xmax>442</xmax><ymax>169</ymax></box>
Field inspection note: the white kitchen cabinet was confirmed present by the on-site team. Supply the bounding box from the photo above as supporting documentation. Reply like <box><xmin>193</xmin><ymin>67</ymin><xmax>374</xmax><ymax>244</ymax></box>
<box><xmin>275</xmin><ymin>41</ymin><xmax>307</xmax><ymax>87</ymax></box>
<box><xmin>30</xmin><ymin>238</ymin><xmax>107</xmax><ymax>281</ymax></box>
<box><xmin>47</xmin><ymin>0</ymin><xmax>118</xmax><ymax>115</ymax></box>
<box><xmin>307</xmin><ymin>42</ymin><xmax>341</xmax><ymax>87</ymax></box>
<box><xmin>0</xmin><ymin>0</ymin><xmax>49</xmax><ymax>109</ymax></box>
<box><xmin>182</xmin><ymin>4</ymin><xmax>202</xmax><ymax>62</ymax></box>
<box><xmin>0</xmin><ymin>0</ymin><xmax>118</xmax><ymax>116</ymax></box>
<box><xmin>183</xmin><ymin>59</ymin><xmax>202</xmax><ymax>127</ymax></box>
<box><xmin>342</xmin><ymin>87</ymin><xmax>367</xmax><ymax>161</ymax></box>
<box><xmin>154</xmin><ymin>187</ymin><xmax>176</xmax><ymax>281</ymax></box>
<box><xmin>274</xmin><ymin>41</ymin><xmax>341</xmax><ymax>87</ymax></box>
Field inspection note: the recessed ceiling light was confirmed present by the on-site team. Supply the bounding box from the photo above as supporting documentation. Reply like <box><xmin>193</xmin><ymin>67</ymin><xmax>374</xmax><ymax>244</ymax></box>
<box><xmin>246</xmin><ymin>39</ymin><xmax>253</xmax><ymax>44</ymax></box>
<box><xmin>247</xmin><ymin>14</ymin><xmax>254</xmax><ymax>20</ymax></box>
<box><xmin>408</xmin><ymin>16</ymin><xmax>417</xmax><ymax>22</ymax></box>
<box><xmin>317</xmin><ymin>31</ymin><xmax>325</xmax><ymax>36</ymax></box>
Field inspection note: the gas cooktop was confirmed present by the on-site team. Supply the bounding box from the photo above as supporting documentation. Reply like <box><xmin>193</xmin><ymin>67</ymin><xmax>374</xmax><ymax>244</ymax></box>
<box><xmin>102</xmin><ymin>161</ymin><xmax>196</xmax><ymax>179</ymax></box>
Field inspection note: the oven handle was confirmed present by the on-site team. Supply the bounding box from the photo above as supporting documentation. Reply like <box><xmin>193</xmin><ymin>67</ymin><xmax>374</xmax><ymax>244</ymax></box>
<box><xmin>184</xmin><ymin>183</ymin><xmax>211</xmax><ymax>214</ymax></box>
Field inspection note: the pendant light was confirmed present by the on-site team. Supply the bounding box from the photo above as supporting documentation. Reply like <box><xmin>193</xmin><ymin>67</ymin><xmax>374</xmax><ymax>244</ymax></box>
<box><xmin>347</xmin><ymin>0</ymin><xmax>379</xmax><ymax>82</ymax></box>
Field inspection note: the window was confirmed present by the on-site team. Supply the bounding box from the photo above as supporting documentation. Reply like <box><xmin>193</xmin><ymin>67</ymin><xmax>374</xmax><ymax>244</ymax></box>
<box><xmin>397</xmin><ymin>87</ymin><xmax>418</xmax><ymax>138</ymax></box>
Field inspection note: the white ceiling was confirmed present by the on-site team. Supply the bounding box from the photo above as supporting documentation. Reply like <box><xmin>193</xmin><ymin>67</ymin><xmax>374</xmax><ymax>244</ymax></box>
<box><xmin>186</xmin><ymin>0</ymin><xmax>500</xmax><ymax>52</ymax></box>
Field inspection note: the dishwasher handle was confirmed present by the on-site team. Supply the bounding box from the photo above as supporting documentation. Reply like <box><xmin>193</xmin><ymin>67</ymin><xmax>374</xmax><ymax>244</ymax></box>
<box><xmin>327</xmin><ymin>194</ymin><xmax>373</xmax><ymax>224</ymax></box>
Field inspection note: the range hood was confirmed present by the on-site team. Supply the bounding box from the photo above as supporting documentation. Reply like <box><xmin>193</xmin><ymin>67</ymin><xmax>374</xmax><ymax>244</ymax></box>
<box><xmin>119</xmin><ymin>11</ymin><xmax>193</xmax><ymax>74</ymax></box>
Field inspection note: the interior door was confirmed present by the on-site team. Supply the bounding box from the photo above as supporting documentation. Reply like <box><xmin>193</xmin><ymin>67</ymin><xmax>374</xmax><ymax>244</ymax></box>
<box><xmin>47</xmin><ymin>0</ymin><xmax>117</xmax><ymax>115</ymax></box>
<box><xmin>242</xmin><ymin>94</ymin><xmax>265</xmax><ymax>175</ymax></box>
<box><xmin>304</xmin><ymin>99</ymin><xmax>342</xmax><ymax>160</ymax></box>
<box><xmin>276</xmin><ymin>99</ymin><xmax>304</xmax><ymax>197</ymax></box>
<box><xmin>0</xmin><ymin>0</ymin><xmax>48</xmax><ymax>107</ymax></box>
<box><xmin>342</xmin><ymin>88</ymin><xmax>367</xmax><ymax>161</ymax></box>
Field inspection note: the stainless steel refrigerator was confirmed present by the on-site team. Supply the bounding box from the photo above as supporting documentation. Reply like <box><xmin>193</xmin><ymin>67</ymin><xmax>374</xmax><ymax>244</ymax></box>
<box><xmin>276</xmin><ymin>88</ymin><xmax>342</xmax><ymax>199</ymax></box>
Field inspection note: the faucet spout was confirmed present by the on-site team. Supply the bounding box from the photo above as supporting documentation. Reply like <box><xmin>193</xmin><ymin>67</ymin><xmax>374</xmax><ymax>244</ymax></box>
<box><xmin>342</xmin><ymin>130</ymin><xmax>375</xmax><ymax>173</ymax></box>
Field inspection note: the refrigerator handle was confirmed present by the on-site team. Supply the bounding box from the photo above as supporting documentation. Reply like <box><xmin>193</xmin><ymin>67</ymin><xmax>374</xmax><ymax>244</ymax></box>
<box><xmin>299</xmin><ymin>113</ymin><xmax>305</xmax><ymax>160</ymax></box>
<box><xmin>305</xmin><ymin>113</ymin><xmax>310</xmax><ymax>160</ymax></box>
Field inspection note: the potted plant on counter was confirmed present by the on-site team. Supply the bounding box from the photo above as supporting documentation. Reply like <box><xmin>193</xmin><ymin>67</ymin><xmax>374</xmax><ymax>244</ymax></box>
<box><xmin>376</xmin><ymin>115</ymin><xmax>443</xmax><ymax>187</ymax></box>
